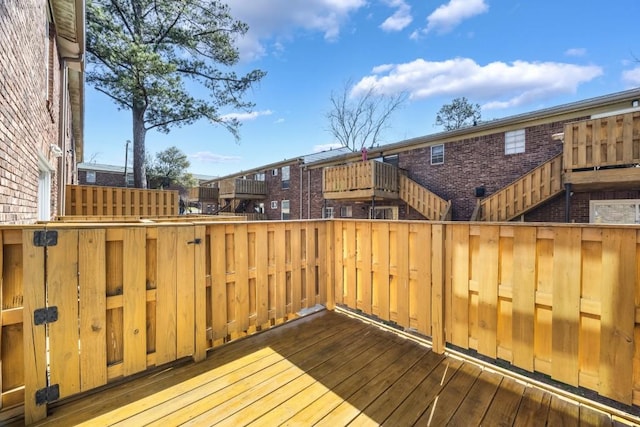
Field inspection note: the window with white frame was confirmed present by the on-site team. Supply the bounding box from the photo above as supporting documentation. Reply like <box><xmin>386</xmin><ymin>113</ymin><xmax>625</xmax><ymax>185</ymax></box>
<box><xmin>323</xmin><ymin>207</ymin><xmax>334</xmax><ymax>219</ymax></box>
<box><xmin>86</xmin><ymin>171</ymin><xmax>96</xmax><ymax>183</ymax></box>
<box><xmin>272</xmin><ymin>168</ymin><xmax>278</xmax><ymax>176</ymax></box>
<box><xmin>281</xmin><ymin>199</ymin><xmax>290</xmax><ymax>220</ymax></box>
<box><xmin>505</xmin><ymin>129</ymin><xmax>525</xmax><ymax>154</ymax></box>
<box><xmin>282</xmin><ymin>165</ymin><xmax>290</xmax><ymax>189</ymax></box>
<box><xmin>255</xmin><ymin>172</ymin><xmax>265</xmax><ymax>181</ymax></box>
<box><xmin>270</xmin><ymin>200</ymin><xmax>278</xmax><ymax>209</ymax></box>
<box><xmin>340</xmin><ymin>206</ymin><xmax>352</xmax><ymax>218</ymax></box>
<box><xmin>431</xmin><ymin>144</ymin><xmax>444</xmax><ymax>165</ymax></box>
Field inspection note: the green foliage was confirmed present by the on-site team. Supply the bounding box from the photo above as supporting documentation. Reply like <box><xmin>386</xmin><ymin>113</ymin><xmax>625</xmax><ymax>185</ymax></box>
<box><xmin>86</xmin><ymin>0</ymin><xmax>266</xmax><ymax>187</ymax></box>
<box><xmin>146</xmin><ymin>146</ymin><xmax>197</xmax><ymax>189</ymax></box>
<box><xmin>435</xmin><ymin>97</ymin><xmax>482</xmax><ymax>131</ymax></box>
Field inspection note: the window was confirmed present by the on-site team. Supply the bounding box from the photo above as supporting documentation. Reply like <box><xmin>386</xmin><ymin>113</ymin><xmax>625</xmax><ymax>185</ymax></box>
<box><xmin>270</xmin><ymin>201</ymin><xmax>278</xmax><ymax>209</ymax></box>
<box><xmin>281</xmin><ymin>200</ymin><xmax>290</xmax><ymax>220</ymax></box>
<box><xmin>431</xmin><ymin>144</ymin><xmax>444</xmax><ymax>165</ymax></box>
<box><xmin>370</xmin><ymin>206</ymin><xmax>399</xmax><ymax>220</ymax></box>
<box><xmin>255</xmin><ymin>172</ymin><xmax>265</xmax><ymax>181</ymax></box>
<box><xmin>86</xmin><ymin>171</ymin><xmax>96</xmax><ymax>183</ymax></box>
<box><xmin>340</xmin><ymin>206</ymin><xmax>352</xmax><ymax>218</ymax></box>
<box><xmin>126</xmin><ymin>174</ymin><xmax>134</xmax><ymax>186</ymax></box>
<box><xmin>272</xmin><ymin>169</ymin><xmax>278</xmax><ymax>176</ymax></box>
<box><xmin>323</xmin><ymin>207</ymin><xmax>334</xmax><ymax>219</ymax></box>
<box><xmin>282</xmin><ymin>165</ymin><xmax>290</xmax><ymax>189</ymax></box>
<box><xmin>505</xmin><ymin>129</ymin><xmax>525</xmax><ymax>154</ymax></box>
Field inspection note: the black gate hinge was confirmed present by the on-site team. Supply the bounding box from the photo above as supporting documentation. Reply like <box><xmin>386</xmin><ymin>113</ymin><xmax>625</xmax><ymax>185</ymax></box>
<box><xmin>33</xmin><ymin>230</ymin><xmax>58</xmax><ymax>247</ymax></box>
<box><xmin>34</xmin><ymin>306</ymin><xmax>58</xmax><ymax>326</ymax></box>
<box><xmin>35</xmin><ymin>384</ymin><xmax>60</xmax><ymax>405</ymax></box>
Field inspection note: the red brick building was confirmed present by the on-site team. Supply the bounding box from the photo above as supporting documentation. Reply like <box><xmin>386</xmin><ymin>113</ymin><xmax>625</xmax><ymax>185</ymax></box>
<box><xmin>207</xmin><ymin>89</ymin><xmax>640</xmax><ymax>223</ymax></box>
<box><xmin>0</xmin><ymin>0</ymin><xmax>84</xmax><ymax>223</ymax></box>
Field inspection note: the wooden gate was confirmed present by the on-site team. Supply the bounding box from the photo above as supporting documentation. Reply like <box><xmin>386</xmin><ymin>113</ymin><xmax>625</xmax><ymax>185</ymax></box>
<box><xmin>22</xmin><ymin>224</ymin><xmax>205</xmax><ymax>424</ymax></box>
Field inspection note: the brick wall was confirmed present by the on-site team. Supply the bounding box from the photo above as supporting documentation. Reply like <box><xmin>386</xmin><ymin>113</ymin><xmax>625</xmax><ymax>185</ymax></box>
<box><xmin>0</xmin><ymin>0</ymin><xmax>70</xmax><ymax>223</ymax></box>
<box><xmin>399</xmin><ymin>121</ymin><xmax>567</xmax><ymax>220</ymax></box>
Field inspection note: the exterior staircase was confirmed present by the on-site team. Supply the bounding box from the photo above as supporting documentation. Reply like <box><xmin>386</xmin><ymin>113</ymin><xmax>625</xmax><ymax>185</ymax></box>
<box><xmin>399</xmin><ymin>174</ymin><xmax>452</xmax><ymax>220</ymax></box>
<box><xmin>474</xmin><ymin>154</ymin><xmax>564</xmax><ymax>221</ymax></box>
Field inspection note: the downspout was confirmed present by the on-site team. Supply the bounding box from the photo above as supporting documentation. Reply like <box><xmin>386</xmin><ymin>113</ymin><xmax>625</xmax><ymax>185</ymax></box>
<box><xmin>57</xmin><ymin>60</ymin><xmax>68</xmax><ymax>217</ymax></box>
<box><xmin>307</xmin><ymin>169</ymin><xmax>311</xmax><ymax>219</ymax></box>
<box><xmin>564</xmin><ymin>183</ymin><xmax>572</xmax><ymax>223</ymax></box>
<box><xmin>299</xmin><ymin>164</ymin><xmax>303</xmax><ymax>219</ymax></box>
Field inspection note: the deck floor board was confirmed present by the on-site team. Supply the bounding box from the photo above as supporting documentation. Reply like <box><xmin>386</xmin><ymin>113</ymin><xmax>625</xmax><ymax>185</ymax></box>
<box><xmin>27</xmin><ymin>309</ymin><xmax>634</xmax><ymax>427</ymax></box>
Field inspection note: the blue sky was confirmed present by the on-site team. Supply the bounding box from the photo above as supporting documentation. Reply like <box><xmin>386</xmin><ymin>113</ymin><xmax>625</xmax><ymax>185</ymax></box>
<box><xmin>84</xmin><ymin>0</ymin><xmax>640</xmax><ymax>177</ymax></box>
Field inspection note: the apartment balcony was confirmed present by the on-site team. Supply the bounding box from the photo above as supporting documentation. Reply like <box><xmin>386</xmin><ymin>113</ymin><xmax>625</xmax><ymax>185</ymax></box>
<box><xmin>563</xmin><ymin>111</ymin><xmax>640</xmax><ymax>190</ymax></box>
<box><xmin>219</xmin><ymin>178</ymin><xmax>267</xmax><ymax>199</ymax></box>
<box><xmin>323</xmin><ymin>160</ymin><xmax>399</xmax><ymax>200</ymax></box>
<box><xmin>188</xmin><ymin>186</ymin><xmax>219</xmax><ymax>203</ymax></box>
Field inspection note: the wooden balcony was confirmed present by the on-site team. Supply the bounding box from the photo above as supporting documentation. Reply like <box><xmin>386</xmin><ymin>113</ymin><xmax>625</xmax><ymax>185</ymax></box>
<box><xmin>323</xmin><ymin>160</ymin><xmax>399</xmax><ymax>200</ymax></box>
<box><xmin>219</xmin><ymin>178</ymin><xmax>267</xmax><ymax>199</ymax></box>
<box><xmin>188</xmin><ymin>186</ymin><xmax>219</xmax><ymax>202</ymax></box>
<box><xmin>563</xmin><ymin>111</ymin><xmax>640</xmax><ymax>190</ymax></box>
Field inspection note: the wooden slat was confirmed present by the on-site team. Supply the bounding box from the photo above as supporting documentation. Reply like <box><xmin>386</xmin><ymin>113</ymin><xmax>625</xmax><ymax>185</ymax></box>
<box><xmin>193</xmin><ymin>225</ymin><xmax>207</xmax><ymax>362</ymax></box>
<box><xmin>332</xmin><ymin>221</ymin><xmax>343</xmax><ymax>306</ymax></box>
<box><xmin>274</xmin><ymin>223</ymin><xmax>286</xmax><ymax>320</ymax></box>
<box><xmin>431</xmin><ymin>224</ymin><xmax>445</xmax><ymax>354</ymax></box>
<box><xmin>450</xmin><ymin>224</ymin><xmax>470</xmax><ymax>348</ymax></box>
<box><xmin>512</xmin><ymin>226</ymin><xmax>537</xmax><ymax>372</ymax></box>
<box><xmin>176</xmin><ymin>226</ymin><xmax>195</xmax><ymax>358</ymax></box>
<box><xmin>155</xmin><ymin>227</ymin><xmax>177</xmax><ymax>364</ymax></box>
<box><xmin>396</xmin><ymin>222</ymin><xmax>410</xmax><ymax>328</ymax></box>
<box><xmin>290</xmin><ymin>223</ymin><xmax>301</xmax><ymax>313</ymax></box>
<box><xmin>359</xmin><ymin>222</ymin><xmax>372</xmax><ymax>314</ymax></box>
<box><xmin>234</xmin><ymin>223</ymin><xmax>250</xmax><ymax>332</ymax></box>
<box><xmin>413</xmin><ymin>223</ymin><xmax>430</xmax><ymax>336</ymax></box>
<box><xmin>477</xmin><ymin>225</ymin><xmax>499</xmax><ymax>358</ymax></box>
<box><xmin>344</xmin><ymin>221</ymin><xmax>357</xmax><ymax>309</ymax></box>
<box><xmin>79</xmin><ymin>229</ymin><xmax>107</xmax><ymax>391</ymax></box>
<box><xmin>551</xmin><ymin>227</ymin><xmax>581</xmax><ymax>386</ymax></box>
<box><xmin>376</xmin><ymin>223</ymin><xmax>390</xmax><ymax>321</ymax></box>
<box><xmin>599</xmin><ymin>228</ymin><xmax>635</xmax><ymax>404</ymax></box>
<box><xmin>22</xmin><ymin>229</ymin><xmax>47</xmax><ymax>424</ymax></box>
<box><xmin>123</xmin><ymin>227</ymin><xmax>147</xmax><ymax>376</ymax></box>
<box><xmin>210</xmin><ymin>225</ymin><xmax>227</xmax><ymax>340</ymax></box>
<box><xmin>255</xmin><ymin>225</ymin><xmax>269</xmax><ymax>324</ymax></box>
<box><xmin>48</xmin><ymin>229</ymin><xmax>80</xmax><ymax>399</ymax></box>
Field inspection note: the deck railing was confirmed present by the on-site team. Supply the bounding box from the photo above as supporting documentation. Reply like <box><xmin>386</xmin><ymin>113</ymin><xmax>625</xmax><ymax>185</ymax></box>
<box><xmin>188</xmin><ymin>186</ymin><xmax>219</xmax><ymax>202</ymax></box>
<box><xmin>564</xmin><ymin>111</ymin><xmax>640</xmax><ymax>171</ymax></box>
<box><xmin>218</xmin><ymin>179</ymin><xmax>267</xmax><ymax>198</ymax></box>
<box><xmin>477</xmin><ymin>154</ymin><xmax>564</xmax><ymax>221</ymax></box>
<box><xmin>65</xmin><ymin>185</ymin><xmax>179</xmax><ymax>216</ymax></box>
<box><xmin>3</xmin><ymin>219</ymin><xmax>640</xmax><ymax>423</ymax></box>
<box><xmin>323</xmin><ymin>160</ymin><xmax>399</xmax><ymax>199</ymax></box>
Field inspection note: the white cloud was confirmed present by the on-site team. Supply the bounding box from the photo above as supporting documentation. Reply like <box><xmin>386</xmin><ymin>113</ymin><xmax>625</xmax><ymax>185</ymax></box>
<box><xmin>565</xmin><ymin>48</ymin><xmax>587</xmax><ymax>57</ymax></box>
<box><xmin>380</xmin><ymin>0</ymin><xmax>413</xmax><ymax>32</ymax></box>
<box><xmin>274</xmin><ymin>118</ymin><xmax>285</xmax><ymax>124</ymax></box>
<box><xmin>313</xmin><ymin>143</ymin><xmax>344</xmax><ymax>152</ymax></box>
<box><xmin>190</xmin><ymin>152</ymin><xmax>242</xmax><ymax>163</ymax></box>
<box><xmin>622</xmin><ymin>67</ymin><xmax>640</xmax><ymax>87</ymax></box>
<box><xmin>424</xmin><ymin>0</ymin><xmax>489</xmax><ymax>34</ymax></box>
<box><xmin>229</xmin><ymin>0</ymin><xmax>366</xmax><ymax>61</ymax></box>
<box><xmin>352</xmin><ymin>57</ymin><xmax>603</xmax><ymax>109</ymax></box>
<box><xmin>220</xmin><ymin>110</ymin><xmax>273</xmax><ymax>122</ymax></box>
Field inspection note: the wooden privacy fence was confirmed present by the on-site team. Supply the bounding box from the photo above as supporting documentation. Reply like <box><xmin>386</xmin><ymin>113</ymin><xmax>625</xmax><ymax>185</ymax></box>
<box><xmin>3</xmin><ymin>219</ymin><xmax>640</xmax><ymax>423</ymax></box>
<box><xmin>65</xmin><ymin>185</ymin><xmax>179</xmax><ymax>216</ymax></box>
<box><xmin>331</xmin><ymin>220</ymin><xmax>640</xmax><ymax>408</ymax></box>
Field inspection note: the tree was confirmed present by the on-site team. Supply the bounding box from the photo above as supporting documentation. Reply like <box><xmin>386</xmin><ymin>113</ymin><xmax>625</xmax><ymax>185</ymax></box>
<box><xmin>435</xmin><ymin>97</ymin><xmax>481</xmax><ymax>131</ymax></box>
<box><xmin>146</xmin><ymin>146</ymin><xmax>197</xmax><ymax>189</ymax></box>
<box><xmin>86</xmin><ymin>0</ymin><xmax>266</xmax><ymax>188</ymax></box>
<box><xmin>327</xmin><ymin>80</ymin><xmax>408</xmax><ymax>152</ymax></box>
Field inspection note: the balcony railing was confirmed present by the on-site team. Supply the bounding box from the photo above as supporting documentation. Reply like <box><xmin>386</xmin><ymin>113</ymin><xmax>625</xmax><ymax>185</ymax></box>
<box><xmin>564</xmin><ymin>111</ymin><xmax>640</xmax><ymax>188</ymax></box>
<box><xmin>188</xmin><ymin>186</ymin><xmax>219</xmax><ymax>202</ymax></box>
<box><xmin>219</xmin><ymin>178</ymin><xmax>267</xmax><ymax>199</ymax></box>
<box><xmin>323</xmin><ymin>160</ymin><xmax>399</xmax><ymax>200</ymax></box>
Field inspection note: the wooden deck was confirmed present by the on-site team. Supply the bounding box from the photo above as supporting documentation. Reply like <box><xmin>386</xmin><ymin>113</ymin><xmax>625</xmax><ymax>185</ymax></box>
<box><xmin>21</xmin><ymin>310</ymin><xmax>634</xmax><ymax>426</ymax></box>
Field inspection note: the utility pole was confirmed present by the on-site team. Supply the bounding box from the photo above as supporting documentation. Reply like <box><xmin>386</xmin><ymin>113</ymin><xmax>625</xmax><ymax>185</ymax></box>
<box><xmin>124</xmin><ymin>140</ymin><xmax>131</xmax><ymax>187</ymax></box>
